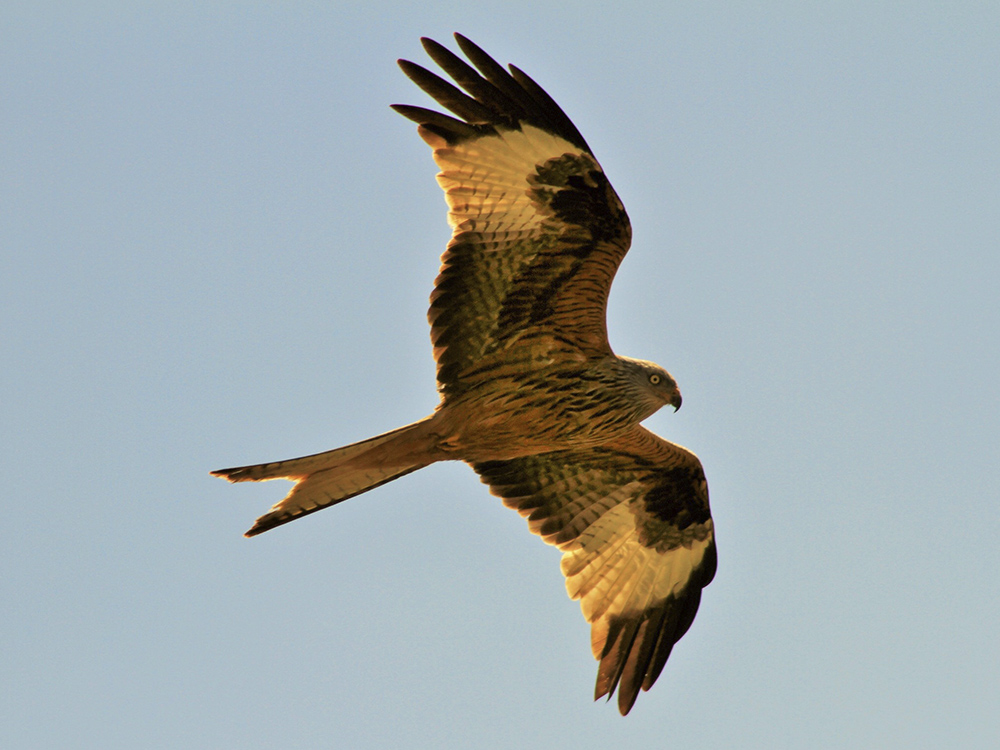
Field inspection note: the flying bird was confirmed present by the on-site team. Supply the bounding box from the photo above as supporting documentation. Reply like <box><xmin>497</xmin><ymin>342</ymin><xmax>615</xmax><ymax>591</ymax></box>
<box><xmin>213</xmin><ymin>34</ymin><xmax>716</xmax><ymax>715</ymax></box>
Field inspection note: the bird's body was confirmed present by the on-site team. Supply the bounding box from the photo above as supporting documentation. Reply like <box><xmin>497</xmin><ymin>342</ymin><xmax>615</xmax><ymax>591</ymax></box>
<box><xmin>214</xmin><ymin>34</ymin><xmax>716</xmax><ymax>715</ymax></box>
<box><xmin>432</xmin><ymin>355</ymin><xmax>681</xmax><ymax>459</ymax></box>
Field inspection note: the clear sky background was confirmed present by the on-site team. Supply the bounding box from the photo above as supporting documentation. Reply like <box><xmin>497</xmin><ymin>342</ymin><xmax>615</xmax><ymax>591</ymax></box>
<box><xmin>3</xmin><ymin>3</ymin><xmax>998</xmax><ymax>749</ymax></box>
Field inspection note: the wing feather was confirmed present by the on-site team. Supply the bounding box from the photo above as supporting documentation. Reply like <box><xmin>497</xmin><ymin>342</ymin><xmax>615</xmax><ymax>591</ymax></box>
<box><xmin>397</xmin><ymin>59</ymin><xmax>498</xmax><ymax>124</ymax></box>
<box><xmin>420</xmin><ymin>37</ymin><xmax>531</xmax><ymax>125</ymax></box>
<box><xmin>394</xmin><ymin>35</ymin><xmax>632</xmax><ymax>394</ymax></box>
<box><xmin>473</xmin><ymin>426</ymin><xmax>716</xmax><ymax>715</ymax></box>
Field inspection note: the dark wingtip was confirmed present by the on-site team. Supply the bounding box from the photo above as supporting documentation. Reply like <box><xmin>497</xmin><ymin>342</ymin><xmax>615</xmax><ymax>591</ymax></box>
<box><xmin>453</xmin><ymin>32</ymin><xmax>474</xmax><ymax>50</ymax></box>
<box><xmin>396</xmin><ymin>58</ymin><xmax>417</xmax><ymax>78</ymax></box>
<box><xmin>420</xmin><ymin>36</ymin><xmax>448</xmax><ymax>57</ymax></box>
<box><xmin>618</xmin><ymin>685</ymin><xmax>640</xmax><ymax>716</ymax></box>
<box><xmin>396</xmin><ymin>58</ymin><xmax>424</xmax><ymax>80</ymax></box>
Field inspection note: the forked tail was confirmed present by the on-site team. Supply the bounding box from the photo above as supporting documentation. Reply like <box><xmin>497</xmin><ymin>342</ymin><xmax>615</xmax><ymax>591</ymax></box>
<box><xmin>212</xmin><ymin>417</ymin><xmax>436</xmax><ymax>537</ymax></box>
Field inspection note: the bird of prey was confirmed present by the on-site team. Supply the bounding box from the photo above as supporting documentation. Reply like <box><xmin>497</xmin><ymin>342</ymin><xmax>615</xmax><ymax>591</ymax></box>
<box><xmin>213</xmin><ymin>34</ymin><xmax>716</xmax><ymax>715</ymax></box>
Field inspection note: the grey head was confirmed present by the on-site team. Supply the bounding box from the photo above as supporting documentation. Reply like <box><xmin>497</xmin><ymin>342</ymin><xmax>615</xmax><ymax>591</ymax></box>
<box><xmin>617</xmin><ymin>356</ymin><xmax>683</xmax><ymax>422</ymax></box>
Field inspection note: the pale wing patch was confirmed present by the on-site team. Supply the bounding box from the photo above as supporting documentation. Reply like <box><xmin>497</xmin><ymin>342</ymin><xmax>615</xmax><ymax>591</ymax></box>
<box><xmin>423</xmin><ymin>124</ymin><xmax>583</xmax><ymax>235</ymax></box>
<box><xmin>561</xmin><ymin>503</ymin><xmax>714</xmax><ymax>651</ymax></box>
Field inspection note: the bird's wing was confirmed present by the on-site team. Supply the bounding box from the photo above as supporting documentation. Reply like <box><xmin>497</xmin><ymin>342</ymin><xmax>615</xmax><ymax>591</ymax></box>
<box><xmin>393</xmin><ymin>35</ymin><xmax>633</xmax><ymax>395</ymax></box>
<box><xmin>473</xmin><ymin>426</ymin><xmax>716</xmax><ymax>715</ymax></box>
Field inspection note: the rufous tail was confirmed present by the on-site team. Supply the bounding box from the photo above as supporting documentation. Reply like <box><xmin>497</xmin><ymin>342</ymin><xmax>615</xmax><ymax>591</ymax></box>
<box><xmin>212</xmin><ymin>417</ymin><xmax>436</xmax><ymax>537</ymax></box>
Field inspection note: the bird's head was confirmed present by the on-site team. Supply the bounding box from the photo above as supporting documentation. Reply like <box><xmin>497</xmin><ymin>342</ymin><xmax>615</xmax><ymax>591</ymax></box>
<box><xmin>620</xmin><ymin>357</ymin><xmax>682</xmax><ymax>417</ymax></box>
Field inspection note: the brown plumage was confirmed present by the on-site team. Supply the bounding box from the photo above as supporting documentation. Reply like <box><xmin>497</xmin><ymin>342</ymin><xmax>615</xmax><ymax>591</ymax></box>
<box><xmin>213</xmin><ymin>34</ymin><xmax>716</xmax><ymax>715</ymax></box>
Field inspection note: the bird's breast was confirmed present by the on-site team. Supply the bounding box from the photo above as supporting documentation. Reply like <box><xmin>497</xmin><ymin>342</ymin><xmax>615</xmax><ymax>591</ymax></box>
<box><xmin>432</xmin><ymin>367</ymin><xmax>645</xmax><ymax>461</ymax></box>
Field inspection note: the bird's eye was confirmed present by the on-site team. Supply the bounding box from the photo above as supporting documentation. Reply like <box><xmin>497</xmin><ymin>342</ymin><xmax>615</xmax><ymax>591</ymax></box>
<box><xmin>649</xmin><ymin>374</ymin><xmax>661</xmax><ymax>385</ymax></box>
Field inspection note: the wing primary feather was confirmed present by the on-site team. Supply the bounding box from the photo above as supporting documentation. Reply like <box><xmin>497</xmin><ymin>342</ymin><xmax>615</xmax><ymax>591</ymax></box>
<box><xmin>616</xmin><ymin>607</ymin><xmax>670</xmax><ymax>714</ymax></box>
<box><xmin>451</xmin><ymin>34</ymin><xmax>547</xmax><ymax>126</ymax></box>
<box><xmin>644</xmin><ymin>594</ymin><xmax>695</xmax><ymax>690</ymax></box>
<box><xmin>595</xmin><ymin>616</ymin><xmax>641</xmax><ymax>705</ymax></box>
<box><xmin>396</xmin><ymin>59</ymin><xmax>496</xmax><ymax>124</ymax></box>
<box><xmin>454</xmin><ymin>33</ymin><xmax>590</xmax><ymax>151</ymax></box>
<box><xmin>389</xmin><ymin>104</ymin><xmax>483</xmax><ymax>141</ymax></box>
<box><xmin>643</xmin><ymin>542</ymin><xmax>717</xmax><ymax>688</ymax></box>
<box><xmin>419</xmin><ymin>37</ymin><xmax>528</xmax><ymax>125</ymax></box>
<box><xmin>508</xmin><ymin>65</ymin><xmax>591</xmax><ymax>153</ymax></box>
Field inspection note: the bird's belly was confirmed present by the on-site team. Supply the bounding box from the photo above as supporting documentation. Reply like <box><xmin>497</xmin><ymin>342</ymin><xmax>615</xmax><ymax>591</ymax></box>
<box><xmin>432</xmin><ymin>378</ymin><xmax>636</xmax><ymax>462</ymax></box>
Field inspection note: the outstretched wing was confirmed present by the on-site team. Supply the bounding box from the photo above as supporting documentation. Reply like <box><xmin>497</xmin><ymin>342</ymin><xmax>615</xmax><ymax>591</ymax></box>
<box><xmin>473</xmin><ymin>426</ymin><xmax>716</xmax><ymax>715</ymax></box>
<box><xmin>393</xmin><ymin>35</ymin><xmax>633</xmax><ymax>395</ymax></box>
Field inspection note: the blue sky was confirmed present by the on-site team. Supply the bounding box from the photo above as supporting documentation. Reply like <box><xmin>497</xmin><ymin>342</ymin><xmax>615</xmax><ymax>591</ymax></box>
<box><xmin>3</xmin><ymin>3</ymin><xmax>998</xmax><ymax>748</ymax></box>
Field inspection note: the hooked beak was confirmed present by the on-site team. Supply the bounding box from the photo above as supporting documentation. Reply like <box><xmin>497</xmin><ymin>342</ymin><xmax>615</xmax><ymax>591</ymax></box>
<box><xmin>671</xmin><ymin>390</ymin><xmax>682</xmax><ymax>412</ymax></box>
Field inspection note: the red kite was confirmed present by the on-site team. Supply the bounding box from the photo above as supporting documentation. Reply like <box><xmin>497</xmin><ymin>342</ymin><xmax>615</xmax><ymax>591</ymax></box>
<box><xmin>214</xmin><ymin>34</ymin><xmax>716</xmax><ymax>715</ymax></box>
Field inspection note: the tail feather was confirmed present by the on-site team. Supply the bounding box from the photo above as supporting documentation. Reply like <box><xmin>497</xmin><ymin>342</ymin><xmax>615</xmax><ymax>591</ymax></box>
<box><xmin>211</xmin><ymin>418</ymin><xmax>436</xmax><ymax>537</ymax></box>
